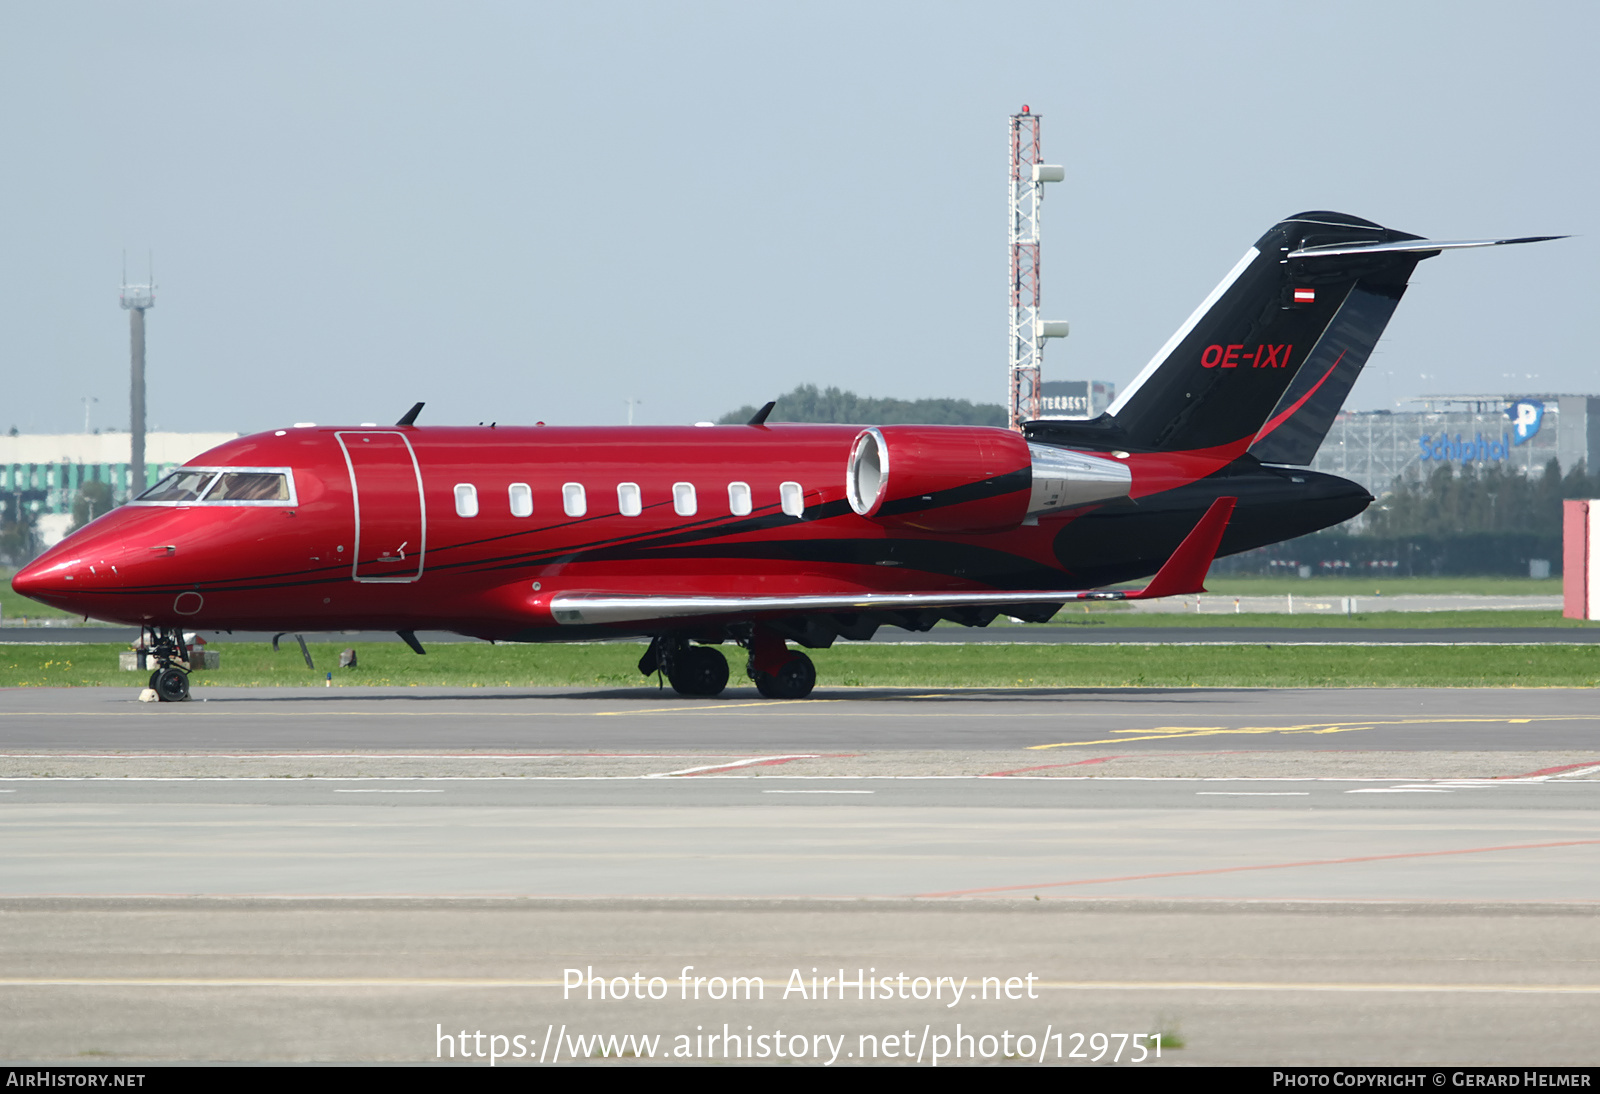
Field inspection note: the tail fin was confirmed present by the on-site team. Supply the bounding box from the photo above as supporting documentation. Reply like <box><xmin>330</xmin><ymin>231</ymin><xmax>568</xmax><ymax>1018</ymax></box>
<box><xmin>1093</xmin><ymin>212</ymin><xmax>1559</xmax><ymax>459</ymax></box>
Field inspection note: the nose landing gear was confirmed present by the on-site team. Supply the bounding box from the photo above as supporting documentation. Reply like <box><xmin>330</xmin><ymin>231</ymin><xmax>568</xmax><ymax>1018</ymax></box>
<box><xmin>137</xmin><ymin>626</ymin><xmax>193</xmax><ymax>702</ymax></box>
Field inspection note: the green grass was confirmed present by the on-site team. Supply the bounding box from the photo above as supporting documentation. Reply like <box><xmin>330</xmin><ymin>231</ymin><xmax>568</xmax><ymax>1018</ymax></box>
<box><xmin>4</xmin><ymin>640</ymin><xmax>1597</xmax><ymax>689</ymax></box>
<box><xmin>1032</xmin><ymin>610</ymin><xmax>1596</xmax><ymax>630</ymax></box>
<box><xmin>1200</xmin><ymin>575</ymin><xmax>1562</xmax><ymax>596</ymax></box>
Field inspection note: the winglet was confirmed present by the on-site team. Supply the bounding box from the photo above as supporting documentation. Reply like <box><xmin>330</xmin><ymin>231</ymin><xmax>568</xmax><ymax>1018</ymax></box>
<box><xmin>747</xmin><ymin>400</ymin><xmax>777</xmax><ymax>426</ymax></box>
<box><xmin>1125</xmin><ymin>496</ymin><xmax>1237</xmax><ymax>600</ymax></box>
<box><xmin>396</xmin><ymin>402</ymin><xmax>425</xmax><ymax>427</ymax></box>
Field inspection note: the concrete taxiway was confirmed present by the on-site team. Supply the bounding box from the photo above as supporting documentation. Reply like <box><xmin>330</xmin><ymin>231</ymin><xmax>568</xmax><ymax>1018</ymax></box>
<box><xmin>1</xmin><ymin>684</ymin><xmax>1597</xmax><ymax>751</ymax></box>
<box><xmin>3</xmin><ymin>684</ymin><xmax>1599</xmax><ymax>1065</ymax></box>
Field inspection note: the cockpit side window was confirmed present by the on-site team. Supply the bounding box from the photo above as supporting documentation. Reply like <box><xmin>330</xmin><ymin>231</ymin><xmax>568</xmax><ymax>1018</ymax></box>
<box><xmin>137</xmin><ymin>470</ymin><xmax>219</xmax><ymax>503</ymax></box>
<box><xmin>132</xmin><ymin>467</ymin><xmax>297</xmax><ymax>506</ymax></box>
<box><xmin>204</xmin><ymin>472</ymin><xmax>290</xmax><ymax>502</ymax></box>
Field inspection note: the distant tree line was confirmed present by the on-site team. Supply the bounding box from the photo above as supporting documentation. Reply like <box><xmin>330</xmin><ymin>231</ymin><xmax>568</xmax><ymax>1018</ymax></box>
<box><xmin>718</xmin><ymin>384</ymin><xmax>1007</xmax><ymax>427</ymax></box>
<box><xmin>1219</xmin><ymin>460</ymin><xmax>1595</xmax><ymax>577</ymax></box>
<box><xmin>1365</xmin><ymin>459</ymin><xmax>1593</xmax><ymax>539</ymax></box>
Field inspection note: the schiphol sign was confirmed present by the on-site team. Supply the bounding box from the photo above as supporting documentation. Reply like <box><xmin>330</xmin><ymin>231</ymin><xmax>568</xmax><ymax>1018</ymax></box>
<box><xmin>1417</xmin><ymin>400</ymin><xmax>1545</xmax><ymax>464</ymax></box>
<box><xmin>1418</xmin><ymin>431</ymin><xmax>1514</xmax><ymax>464</ymax></box>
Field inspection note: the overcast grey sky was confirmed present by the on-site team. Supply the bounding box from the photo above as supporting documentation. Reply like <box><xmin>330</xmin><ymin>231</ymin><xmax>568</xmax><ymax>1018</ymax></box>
<box><xmin>1</xmin><ymin>2</ymin><xmax>1593</xmax><ymax>434</ymax></box>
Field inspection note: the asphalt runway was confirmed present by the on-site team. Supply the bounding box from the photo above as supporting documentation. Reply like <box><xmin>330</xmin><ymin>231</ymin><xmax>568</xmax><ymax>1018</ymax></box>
<box><xmin>2</xmin><ymin>684</ymin><xmax>1598</xmax><ymax>751</ymax></box>
<box><xmin>3</xmin><ymin>770</ymin><xmax>1600</xmax><ymax>1065</ymax></box>
<box><xmin>4</xmin><ymin>775</ymin><xmax>1600</xmax><ymax>900</ymax></box>
<box><xmin>6</xmin><ymin>900</ymin><xmax>1599</xmax><ymax>1066</ymax></box>
<box><xmin>5</xmin><ymin>684</ymin><xmax>1600</xmax><ymax>1065</ymax></box>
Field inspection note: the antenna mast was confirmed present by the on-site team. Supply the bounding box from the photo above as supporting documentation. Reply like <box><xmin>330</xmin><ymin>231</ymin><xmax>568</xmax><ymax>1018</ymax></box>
<box><xmin>1007</xmin><ymin>107</ymin><xmax>1065</xmax><ymax>431</ymax></box>
<box><xmin>120</xmin><ymin>255</ymin><xmax>155</xmax><ymax>498</ymax></box>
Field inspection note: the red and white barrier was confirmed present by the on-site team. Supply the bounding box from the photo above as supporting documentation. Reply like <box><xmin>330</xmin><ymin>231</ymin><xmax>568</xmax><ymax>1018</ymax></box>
<box><xmin>1564</xmin><ymin>499</ymin><xmax>1600</xmax><ymax>620</ymax></box>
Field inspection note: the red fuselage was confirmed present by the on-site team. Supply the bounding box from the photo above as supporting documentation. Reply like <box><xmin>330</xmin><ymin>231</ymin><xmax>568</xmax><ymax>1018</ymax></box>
<box><xmin>11</xmin><ymin>421</ymin><xmax>1255</xmax><ymax>640</ymax></box>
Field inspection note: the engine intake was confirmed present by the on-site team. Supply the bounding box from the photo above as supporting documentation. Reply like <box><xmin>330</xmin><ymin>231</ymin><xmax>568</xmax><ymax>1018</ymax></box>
<box><xmin>845</xmin><ymin>426</ymin><xmax>1131</xmax><ymax>534</ymax></box>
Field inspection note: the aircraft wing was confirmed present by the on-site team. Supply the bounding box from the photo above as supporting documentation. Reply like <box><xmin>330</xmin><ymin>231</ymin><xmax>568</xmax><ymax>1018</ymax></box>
<box><xmin>549</xmin><ymin>497</ymin><xmax>1236</xmax><ymax>627</ymax></box>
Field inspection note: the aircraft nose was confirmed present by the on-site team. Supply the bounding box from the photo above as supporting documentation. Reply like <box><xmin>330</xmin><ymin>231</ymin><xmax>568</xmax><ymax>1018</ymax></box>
<box><xmin>10</xmin><ymin>525</ymin><xmax>129</xmax><ymax>610</ymax></box>
<box><xmin>10</xmin><ymin>553</ymin><xmax>69</xmax><ymax>605</ymax></box>
<box><xmin>10</xmin><ymin>557</ymin><xmax>47</xmax><ymax>598</ymax></box>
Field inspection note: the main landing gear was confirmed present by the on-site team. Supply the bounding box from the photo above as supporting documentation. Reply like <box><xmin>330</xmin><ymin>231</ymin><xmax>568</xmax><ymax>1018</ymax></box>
<box><xmin>637</xmin><ymin>629</ymin><xmax>817</xmax><ymax>700</ymax></box>
<box><xmin>744</xmin><ymin>626</ymin><xmax>815</xmax><ymax>700</ymax></box>
<box><xmin>138</xmin><ymin>626</ymin><xmax>192</xmax><ymax>702</ymax></box>
<box><xmin>639</xmin><ymin>637</ymin><xmax>730</xmax><ymax>698</ymax></box>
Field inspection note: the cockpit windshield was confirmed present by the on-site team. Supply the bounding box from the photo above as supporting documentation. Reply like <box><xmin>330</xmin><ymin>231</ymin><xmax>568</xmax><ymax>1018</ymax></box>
<box><xmin>134</xmin><ymin>467</ymin><xmax>297</xmax><ymax>506</ymax></box>
<box><xmin>137</xmin><ymin>470</ymin><xmax>219</xmax><ymax>503</ymax></box>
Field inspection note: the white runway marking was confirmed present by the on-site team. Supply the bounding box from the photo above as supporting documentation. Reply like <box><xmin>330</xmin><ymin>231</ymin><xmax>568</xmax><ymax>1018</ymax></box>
<box><xmin>762</xmin><ymin>789</ymin><xmax>875</xmax><ymax>795</ymax></box>
<box><xmin>647</xmin><ymin>754</ymin><xmax>820</xmax><ymax>778</ymax></box>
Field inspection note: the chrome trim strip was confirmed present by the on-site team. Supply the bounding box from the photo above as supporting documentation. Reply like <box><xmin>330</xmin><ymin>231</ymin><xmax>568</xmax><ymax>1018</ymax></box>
<box><xmin>549</xmin><ymin>588</ymin><xmax>1123</xmax><ymax>626</ymax></box>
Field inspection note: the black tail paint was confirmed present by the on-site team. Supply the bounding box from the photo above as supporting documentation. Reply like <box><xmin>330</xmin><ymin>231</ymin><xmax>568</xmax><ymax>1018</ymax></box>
<box><xmin>1029</xmin><ymin>212</ymin><xmax>1425</xmax><ymax>457</ymax></box>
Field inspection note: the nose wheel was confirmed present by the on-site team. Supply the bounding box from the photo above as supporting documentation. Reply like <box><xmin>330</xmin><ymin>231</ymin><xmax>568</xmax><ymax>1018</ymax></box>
<box><xmin>137</xmin><ymin>626</ymin><xmax>193</xmax><ymax>702</ymax></box>
<box><xmin>149</xmin><ymin>666</ymin><xmax>191</xmax><ymax>702</ymax></box>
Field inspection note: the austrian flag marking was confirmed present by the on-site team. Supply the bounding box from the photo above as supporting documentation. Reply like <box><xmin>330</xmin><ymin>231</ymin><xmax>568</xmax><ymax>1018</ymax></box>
<box><xmin>1293</xmin><ymin>287</ymin><xmax>1316</xmax><ymax>304</ymax></box>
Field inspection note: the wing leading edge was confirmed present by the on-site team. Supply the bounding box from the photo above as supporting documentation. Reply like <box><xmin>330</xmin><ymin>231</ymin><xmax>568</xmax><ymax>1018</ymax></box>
<box><xmin>548</xmin><ymin>497</ymin><xmax>1236</xmax><ymax>627</ymax></box>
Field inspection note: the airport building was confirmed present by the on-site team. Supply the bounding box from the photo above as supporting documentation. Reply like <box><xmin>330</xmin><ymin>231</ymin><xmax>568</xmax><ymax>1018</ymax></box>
<box><xmin>0</xmin><ymin>431</ymin><xmax>239</xmax><ymax>546</ymax></box>
<box><xmin>1307</xmin><ymin>395</ymin><xmax>1600</xmax><ymax>499</ymax></box>
<box><xmin>1037</xmin><ymin>379</ymin><xmax>1116</xmax><ymax>419</ymax></box>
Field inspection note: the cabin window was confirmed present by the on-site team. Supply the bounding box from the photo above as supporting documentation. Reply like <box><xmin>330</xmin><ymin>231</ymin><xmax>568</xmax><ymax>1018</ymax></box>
<box><xmin>618</xmin><ymin>482</ymin><xmax>642</xmax><ymax>517</ymax></box>
<box><xmin>562</xmin><ymin>482</ymin><xmax>587</xmax><ymax>517</ymax></box>
<box><xmin>728</xmin><ymin>481</ymin><xmax>752</xmax><ymax>516</ymax></box>
<box><xmin>454</xmin><ymin>483</ymin><xmax>479</xmax><ymax>517</ymax></box>
<box><xmin>780</xmin><ymin>481</ymin><xmax>804</xmax><ymax>518</ymax></box>
<box><xmin>672</xmin><ymin>482</ymin><xmax>697</xmax><ymax>516</ymax></box>
<box><xmin>508</xmin><ymin>482</ymin><xmax>532</xmax><ymax>517</ymax></box>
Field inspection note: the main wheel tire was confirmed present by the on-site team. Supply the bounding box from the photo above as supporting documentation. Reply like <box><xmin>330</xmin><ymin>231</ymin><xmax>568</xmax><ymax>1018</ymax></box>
<box><xmin>752</xmin><ymin>652</ymin><xmax>816</xmax><ymax>700</ymax></box>
<box><xmin>666</xmin><ymin>646</ymin><xmax>729</xmax><ymax>698</ymax></box>
<box><xmin>153</xmin><ymin>666</ymin><xmax>191</xmax><ymax>702</ymax></box>
<box><xmin>148</xmin><ymin>669</ymin><xmax>161</xmax><ymax>691</ymax></box>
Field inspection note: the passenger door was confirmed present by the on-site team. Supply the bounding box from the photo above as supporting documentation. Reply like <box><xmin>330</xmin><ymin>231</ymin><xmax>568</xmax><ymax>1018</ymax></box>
<box><xmin>337</xmin><ymin>431</ymin><xmax>426</xmax><ymax>582</ymax></box>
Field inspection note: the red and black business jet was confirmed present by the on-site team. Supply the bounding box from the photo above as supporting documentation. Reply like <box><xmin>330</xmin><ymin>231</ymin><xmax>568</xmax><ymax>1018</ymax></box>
<box><xmin>13</xmin><ymin>212</ymin><xmax>1558</xmax><ymax>701</ymax></box>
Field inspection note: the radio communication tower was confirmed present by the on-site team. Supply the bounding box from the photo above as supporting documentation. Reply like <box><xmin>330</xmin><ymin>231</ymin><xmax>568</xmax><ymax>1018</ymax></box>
<box><xmin>121</xmin><ymin>257</ymin><xmax>155</xmax><ymax>497</ymax></box>
<box><xmin>1007</xmin><ymin>107</ymin><xmax>1066</xmax><ymax>431</ymax></box>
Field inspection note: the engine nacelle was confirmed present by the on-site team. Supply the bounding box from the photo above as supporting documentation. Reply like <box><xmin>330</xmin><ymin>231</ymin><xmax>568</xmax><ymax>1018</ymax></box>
<box><xmin>845</xmin><ymin>426</ymin><xmax>1132</xmax><ymax>534</ymax></box>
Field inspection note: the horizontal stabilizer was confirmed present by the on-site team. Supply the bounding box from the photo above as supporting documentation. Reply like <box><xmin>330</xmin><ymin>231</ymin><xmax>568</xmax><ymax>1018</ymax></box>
<box><xmin>1095</xmin><ymin>213</ymin><xmax>1563</xmax><ymax>457</ymax></box>
<box><xmin>1287</xmin><ymin>236</ymin><xmax>1566</xmax><ymax>259</ymax></box>
<box><xmin>547</xmin><ymin>498</ymin><xmax>1237</xmax><ymax>627</ymax></box>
